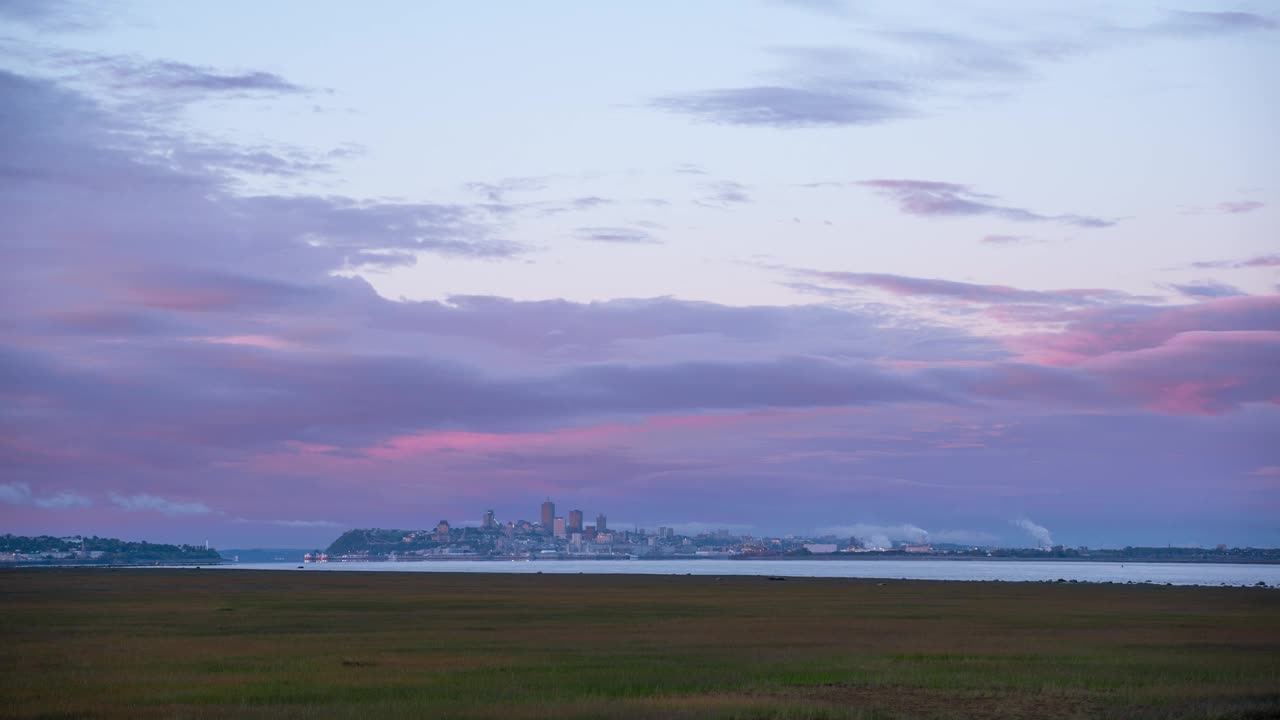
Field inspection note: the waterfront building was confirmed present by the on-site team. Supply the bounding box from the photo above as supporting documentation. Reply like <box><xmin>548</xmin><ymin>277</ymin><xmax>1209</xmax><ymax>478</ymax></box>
<box><xmin>596</xmin><ymin>513</ymin><xmax>607</xmax><ymax>532</ymax></box>
<box><xmin>541</xmin><ymin>499</ymin><xmax>555</xmax><ymax>531</ymax></box>
<box><xmin>568</xmin><ymin>509</ymin><xmax>583</xmax><ymax>532</ymax></box>
<box><xmin>553</xmin><ymin>517</ymin><xmax>567</xmax><ymax>538</ymax></box>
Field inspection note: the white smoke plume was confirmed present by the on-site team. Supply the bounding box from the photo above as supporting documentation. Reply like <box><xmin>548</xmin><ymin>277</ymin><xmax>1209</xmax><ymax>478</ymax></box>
<box><xmin>1012</xmin><ymin>518</ymin><xmax>1054</xmax><ymax>548</ymax></box>
<box><xmin>819</xmin><ymin>523</ymin><xmax>929</xmax><ymax>550</ymax></box>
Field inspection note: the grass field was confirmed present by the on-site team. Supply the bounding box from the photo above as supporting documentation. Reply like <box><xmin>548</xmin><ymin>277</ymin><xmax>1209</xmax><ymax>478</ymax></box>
<box><xmin>1</xmin><ymin>569</ymin><xmax>1277</xmax><ymax>719</ymax></box>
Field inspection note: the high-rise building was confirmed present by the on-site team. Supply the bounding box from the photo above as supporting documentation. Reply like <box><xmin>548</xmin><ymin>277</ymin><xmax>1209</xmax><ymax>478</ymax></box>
<box><xmin>553</xmin><ymin>517</ymin><xmax>567</xmax><ymax>538</ymax></box>
<box><xmin>568</xmin><ymin>509</ymin><xmax>583</xmax><ymax>532</ymax></box>
<box><xmin>482</xmin><ymin>510</ymin><xmax>495</xmax><ymax>529</ymax></box>
<box><xmin>596</xmin><ymin>513</ymin><xmax>607</xmax><ymax>532</ymax></box>
<box><xmin>541</xmin><ymin>499</ymin><xmax>555</xmax><ymax>531</ymax></box>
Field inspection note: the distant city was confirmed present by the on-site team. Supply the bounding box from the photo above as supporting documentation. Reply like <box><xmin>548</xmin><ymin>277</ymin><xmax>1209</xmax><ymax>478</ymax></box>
<box><xmin>306</xmin><ymin>498</ymin><xmax>1280</xmax><ymax>565</ymax></box>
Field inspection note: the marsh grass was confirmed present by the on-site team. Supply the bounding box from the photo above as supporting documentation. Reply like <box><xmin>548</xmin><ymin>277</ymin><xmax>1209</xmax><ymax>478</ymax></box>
<box><xmin>0</xmin><ymin>569</ymin><xmax>1276</xmax><ymax>718</ymax></box>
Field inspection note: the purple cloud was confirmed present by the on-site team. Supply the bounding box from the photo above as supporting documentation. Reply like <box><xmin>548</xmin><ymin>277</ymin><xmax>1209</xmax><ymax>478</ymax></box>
<box><xmin>1218</xmin><ymin>200</ymin><xmax>1265</xmax><ymax>214</ymax></box>
<box><xmin>0</xmin><ymin>0</ymin><xmax>105</xmax><ymax>31</ymax></box>
<box><xmin>1171</xmin><ymin>281</ymin><xmax>1245</xmax><ymax>300</ymax></box>
<box><xmin>1011</xmin><ymin>294</ymin><xmax>1280</xmax><ymax>365</ymax></box>
<box><xmin>104</xmin><ymin>59</ymin><xmax>308</xmax><ymax>94</ymax></box>
<box><xmin>1192</xmin><ymin>254</ymin><xmax>1280</xmax><ymax>270</ymax></box>
<box><xmin>787</xmin><ymin>268</ymin><xmax>1133</xmax><ymax>305</ymax></box>
<box><xmin>651</xmin><ymin>8</ymin><xmax>1276</xmax><ymax>133</ymax></box>
<box><xmin>2</xmin><ymin>52</ymin><xmax>1276</xmax><ymax>547</ymax></box>
<box><xmin>1158</xmin><ymin>11</ymin><xmax>1278</xmax><ymax>35</ymax></box>
<box><xmin>575</xmin><ymin>227</ymin><xmax>660</xmax><ymax>244</ymax></box>
<box><xmin>698</xmin><ymin>180</ymin><xmax>753</xmax><ymax>207</ymax></box>
<box><xmin>464</xmin><ymin>177</ymin><xmax>548</xmax><ymax>202</ymax></box>
<box><xmin>860</xmin><ymin>179</ymin><xmax>1114</xmax><ymax>228</ymax></box>
<box><xmin>109</xmin><ymin>493</ymin><xmax>212</xmax><ymax>515</ymax></box>
<box><xmin>653</xmin><ymin>85</ymin><xmax>908</xmax><ymax>128</ymax></box>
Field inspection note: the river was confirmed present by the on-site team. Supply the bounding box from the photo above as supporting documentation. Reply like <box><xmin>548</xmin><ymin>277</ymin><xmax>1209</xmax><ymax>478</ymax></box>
<box><xmin>207</xmin><ymin>559</ymin><xmax>1280</xmax><ymax>587</ymax></box>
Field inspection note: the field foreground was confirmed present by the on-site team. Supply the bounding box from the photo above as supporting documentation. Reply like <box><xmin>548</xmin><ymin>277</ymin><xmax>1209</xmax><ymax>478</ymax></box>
<box><xmin>1</xmin><ymin>569</ymin><xmax>1278</xmax><ymax>719</ymax></box>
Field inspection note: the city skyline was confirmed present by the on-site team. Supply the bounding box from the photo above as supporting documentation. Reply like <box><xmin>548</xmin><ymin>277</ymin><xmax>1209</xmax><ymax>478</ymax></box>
<box><xmin>1</xmin><ymin>1</ymin><xmax>1277</xmax><ymax>549</ymax></box>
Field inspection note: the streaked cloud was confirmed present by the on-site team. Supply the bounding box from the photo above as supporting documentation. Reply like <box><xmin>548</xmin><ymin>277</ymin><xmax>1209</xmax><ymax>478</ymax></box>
<box><xmin>859</xmin><ymin>179</ymin><xmax>1113</xmax><ymax>228</ymax></box>
<box><xmin>109</xmin><ymin>493</ymin><xmax>212</xmax><ymax>516</ymax></box>
<box><xmin>574</xmin><ymin>226</ymin><xmax>660</xmax><ymax>244</ymax></box>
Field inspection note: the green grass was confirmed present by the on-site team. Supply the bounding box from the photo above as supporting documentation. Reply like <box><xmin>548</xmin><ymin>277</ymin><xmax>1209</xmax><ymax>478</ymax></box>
<box><xmin>1</xmin><ymin>569</ymin><xmax>1277</xmax><ymax>718</ymax></box>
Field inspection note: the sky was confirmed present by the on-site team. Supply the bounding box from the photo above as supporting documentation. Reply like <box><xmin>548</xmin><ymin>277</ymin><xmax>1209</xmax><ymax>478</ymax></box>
<box><xmin>1</xmin><ymin>0</ymin><xmax>1277</xmax><ymax>549</ymax></box>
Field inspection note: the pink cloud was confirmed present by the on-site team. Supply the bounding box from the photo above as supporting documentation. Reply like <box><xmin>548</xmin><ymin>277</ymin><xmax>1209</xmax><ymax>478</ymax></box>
<box><xmin>1011</xmin><ymin>294</ymin><xmax>1280</xmax><ymax>366</ymax></box>
<box><xmin>364</xmin><ymin>410</ymin><xmax>827</xmax><ymax>462</ymax></box>
<box><xmin>1081</xmin><ymin>330</ymin><xmax>1280</xmax><ymax>415</ymax></box>
<box><xmin>195</xmin><ymin>334</ymin><xmax>295</xmax><ymax>350</ymax></box>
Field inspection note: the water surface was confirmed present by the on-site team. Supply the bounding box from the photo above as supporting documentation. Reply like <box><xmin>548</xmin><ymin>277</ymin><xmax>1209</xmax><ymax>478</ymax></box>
<box><xmin>210</xmin><ymin>558</ymin><xmax>1279</xmax><ymax>587</ymax></box>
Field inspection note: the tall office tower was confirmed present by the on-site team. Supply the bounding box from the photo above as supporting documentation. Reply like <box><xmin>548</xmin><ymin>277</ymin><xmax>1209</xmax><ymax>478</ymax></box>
<box><xmin>568</xmin><ymin>509</ymin><xmax>583</xmax><ymax>532</ymax></box>
<box><xmin>541</xmin><ymin>499</ymin><xmax>555</xmax><ymax>530</ymax></box>
<box><xmin>596</xmin><ymin>513</ymin><xmax>607</xmax><ymax>532</ymax></box>
<box><xmin>553</xmin><ymin>517</ymin><xmax>567</xmax><ymax>539</ymax></box>
<box><xmin>482</xmin><ymin>509</ymin><xmax>495</xmax><ymax>529</ymax></box>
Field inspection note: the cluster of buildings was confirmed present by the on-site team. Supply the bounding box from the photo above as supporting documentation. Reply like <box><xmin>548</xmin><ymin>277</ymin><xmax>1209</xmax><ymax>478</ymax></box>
<box><xmin>328</xmin><ymin>499</ymin><xmax>953</xmax><ymax>561</ymax></box>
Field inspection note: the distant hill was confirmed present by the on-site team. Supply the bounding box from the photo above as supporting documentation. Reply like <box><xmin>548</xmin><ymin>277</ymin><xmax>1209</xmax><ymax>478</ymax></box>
<box><xmin>327</xmin><ymin>528</ymin><xmax>420</xmax><ymax>556</ymax></box>
<box><xmin>0</xmin><ymin>534</ymin><xmax>221</xmax><ymax>564</ymax></box>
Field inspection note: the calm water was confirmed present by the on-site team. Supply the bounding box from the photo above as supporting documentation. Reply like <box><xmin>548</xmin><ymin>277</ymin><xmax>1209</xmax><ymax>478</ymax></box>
<box><xmin>209</xmin><ymin>559</ymin><xmax>1280</xmax><ymax>587</ymax></box>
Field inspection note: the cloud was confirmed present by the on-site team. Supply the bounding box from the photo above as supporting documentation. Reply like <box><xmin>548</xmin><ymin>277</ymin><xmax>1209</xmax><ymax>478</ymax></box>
<box><xmin>464</xmin><ymin>177</ymin><xmax>547</xmax><ymax>202</ymax></box>
<box><xmin>574</xmin><ymin>227</ymin><xmax>660</xmax><ymax>244</ymax></box>
<box><xmin>698</xmin><ymin>181</ymin><xmax>752</xmax><ymax>207</ymax></box>
<box><xmin>1078</xmin><ymin>330</ymin><xmax>1280</xmax><ymax>415</ymax></box>
<box><xmin>1171</xmin><ymin>281</ymin><xmax>1244</xmax><ymax>299</ymax></box>
<box><xmin>0</xmin><ymin>68</ymin><xmax>521</xmax><ymax>288</ymax></box>
<box><xmin>653</xmin><ymin>85</ymin><xmax>908</xmax><ymax>128</ymax></box>
<box><xmin>1217</xmin><ymin>200</ymin><xmax>1265</xmax><ymax>214</ymax></box>
<box><xmin>981</xmin><ymin>234</ymin><xmax>1037</xmax><ymax>246</ymax></box>
<box><xmin>859</xmin><ymin>179</ymin><xmax>1113</xmax><ymax>228</ymax></box>
<box><xmin>91</xmin><ymin>58</ymin><xmax>310</xmax><ymax>95</ymax></box>
<box><xmin>1192</xmin><ymin>254</ymin><xmax>1280</xmax><ymax>270</ymax></box>
<box><xmin>570</xmin><ymin>196</ymin><xmax>612</xmax><ymax>210</ymax></box>
<box><xmin>1012</xmin><ymin>518</ymin><xmax>1053</xmax><ymax>547</ymax></box>
<box><xmin>2</xmin><ymin>59</ymin><xmax>1276</xmax><ymax>545</ymax></box>
<box><xmin>651</xmin><ymin>8</ymin><xmax>1275</xmax><ymax>131</ymax></box>
<box><xmin>34</xmin><ymin>491</ymin><xmax>93</xmax><ymax>509</ymax></box>
<box><xmin>786</xmin><ymin>268</ymin><xmax>1132</xmax><ymax>305</ymax></box>
<box><xmin>345</xmin><ymin>250</ymin><xmax>419</xmax><ymax>271</ymax></box>
<box><xmin>0</xmin><ymin>482</ymin><xmax>32</xmax><ymax>505</ymax></box>
<box><xmin>0</xmin><ymin>0</ymin><xmax>105</xmax><ymax>31</ymax></box>
<box><xmin>109</xmin><ymin>493</ymin><xmax>212</xmax><ymax>515</ymax></box>
<box><xmin>1157</xmin><ymin>11</ymin><xmax>1278</xmax><ymax>36</ymax></box>
<box><xmin>1010</xmin><ymin>294</ymin><xmax>1280</xmax><ymax>365</ymax></box>
<box><xmin>0</xmin><ymin>482</ymin><xmax>91</xmax><ymax>509</ymax></box>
